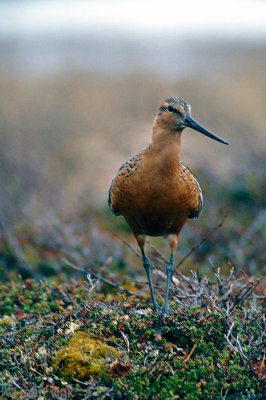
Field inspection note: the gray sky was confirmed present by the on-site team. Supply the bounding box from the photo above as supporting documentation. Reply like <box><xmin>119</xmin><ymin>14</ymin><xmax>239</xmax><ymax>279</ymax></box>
<box><xmin>0</xmin><ymin>0</ymin><xmax>266</xmax><ymax>40</ymax></box>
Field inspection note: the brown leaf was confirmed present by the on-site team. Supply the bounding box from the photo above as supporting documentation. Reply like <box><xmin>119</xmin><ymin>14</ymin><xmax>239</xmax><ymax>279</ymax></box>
<box><xmin>251</xmin><ymin>358</ymin><xmax>266</xmax><ymax>380</ymax></box>
<box><xmin>117</xmin><ymin>322</ymin><xmax>124</xmax><ymax>330</ymax></box>
<box><xmin>25</xmin><ymin>279</ymin><xmax>33</xmax><ymax>290</ymax></box>
<box><xmin>164</xmin><ymin>341</ymin><xmax>176</xmax><ymax>350</ymax></box>
<box><xmin>14</xmin><ymin>309</ymin><xmax>26</xmax><ymax>321</ymax></box>
<box><xmin>123</xmin><ymin>302</ymin><xmax>133</xmax><ymax>309</ymax></box>
<box><xmin>109</xmin><ymin>359</ymin><xmax>132</xmax><ymax>376</ymax></box>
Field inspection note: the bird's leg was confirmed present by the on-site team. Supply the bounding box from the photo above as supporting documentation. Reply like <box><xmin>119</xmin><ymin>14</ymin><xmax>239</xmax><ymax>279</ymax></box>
<box><xmin>141</xmin><ymin>248</ymin><xmax>160</xmax><ymax>312</ymax></box>
<box><xmin>161</xmin><ymin>234</ymin><xmax>179</xmax><ymax>316</ymax></box>
<box><xmin>162</xmin><ymin>252</ymin><xmax>174</xmax><ymax>315</ymax></box>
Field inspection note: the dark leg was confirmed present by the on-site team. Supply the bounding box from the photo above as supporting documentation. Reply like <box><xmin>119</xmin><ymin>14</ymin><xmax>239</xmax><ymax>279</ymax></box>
<box><xmin>141</xmin><ymin>248</ymin><xmax>160</xmax><ymax>312</ymax></box>
<box><xmin>162</xmin><ymin>252</ymin><xmax>174</xmax><ymax>315</ymax></box>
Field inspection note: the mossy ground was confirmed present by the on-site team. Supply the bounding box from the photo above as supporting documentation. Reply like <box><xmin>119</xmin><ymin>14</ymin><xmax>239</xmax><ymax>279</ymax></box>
<box><xmin>0</xmin><ymin>272</ymin><xmax>264</xmax><ymax>399</ymax></box>
<box><xmin>52</xmin><ymin>331</ymin><xmax>119</xmax><ymax>380</ymax></box>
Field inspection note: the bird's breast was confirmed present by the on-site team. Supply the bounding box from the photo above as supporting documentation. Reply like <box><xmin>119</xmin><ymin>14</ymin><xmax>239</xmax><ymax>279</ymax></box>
<box><xmin>119</xmin><ymin>169</ymin><xmax>199</xmax><ymax>235</ymax></box>
<box><xmin>109</xmin><ymin>152</ymin><xmax>202</xmax><ymax>236</ymax></box>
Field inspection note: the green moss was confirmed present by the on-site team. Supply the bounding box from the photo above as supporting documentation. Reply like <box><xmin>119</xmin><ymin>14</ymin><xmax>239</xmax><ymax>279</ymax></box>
<box><xmin>0</xmin><ymin>277</ymin><xmax>264</xmax><ymax>399</ymax></box>
<box><xmin>111</xmin><ymin>308</ymin><xmax>263</xmax><ymax>399</ymax></box>
<box><xmin>52</xmin><ymin>331</ymin><xmax>118</xmax><ymax>381</ymax></box>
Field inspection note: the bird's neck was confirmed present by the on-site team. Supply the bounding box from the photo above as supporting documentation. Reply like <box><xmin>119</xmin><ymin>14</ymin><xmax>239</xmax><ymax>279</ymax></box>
<box><xmin>150</xmin><ymin>125</ymin><xmax>182</xmax><ymax>167</ymax></box>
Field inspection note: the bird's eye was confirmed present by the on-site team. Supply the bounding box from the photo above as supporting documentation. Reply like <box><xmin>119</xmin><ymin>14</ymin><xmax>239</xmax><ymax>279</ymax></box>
<box><xmin>167</xmin><ymin>105</ymin><xmax>175</xmax><ymax>113</ymax></box>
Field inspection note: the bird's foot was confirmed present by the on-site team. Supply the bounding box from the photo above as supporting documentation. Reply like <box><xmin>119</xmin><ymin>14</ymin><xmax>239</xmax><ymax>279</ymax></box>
<box><xmin>161</xmin><ymin>305</ymin><xmax>172</xmax><ymax>316</ymax></box>
<box><xmin>152</xmin><ymin>302</ymin><xmax>162</xmax><ymax>313</ymax></box>
<box><xmin>153</xmin><ymin>303</ymin><xmax>172</xmax><ymax>316</ymax></box>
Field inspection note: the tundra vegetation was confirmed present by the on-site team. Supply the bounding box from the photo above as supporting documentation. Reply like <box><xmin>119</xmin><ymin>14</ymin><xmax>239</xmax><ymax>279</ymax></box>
<box><xmin>0</xmin><ymin>49</ymin><xmax>265</xmax><ymax>398</ymax></box>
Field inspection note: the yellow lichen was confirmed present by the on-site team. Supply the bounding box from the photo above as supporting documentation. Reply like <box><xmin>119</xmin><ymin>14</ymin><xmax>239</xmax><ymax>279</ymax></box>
<box><xmin>52</xmin><ymin>331</ymin><xmax>118</xmax><ymax>381</ymax></box>
<box><xmin>122</xmin><ymin>278</ymin><xmax>138</xmax><ymax>293</ymax></box>
<box><xmin>0</xmin><ymin>315</ymin><xmax>15</xmax><ymax>327</ymax></box>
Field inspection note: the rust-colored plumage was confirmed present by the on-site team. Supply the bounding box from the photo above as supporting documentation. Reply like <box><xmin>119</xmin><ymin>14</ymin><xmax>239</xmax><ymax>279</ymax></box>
<box><xmin>109</xmin><ymin>97</ymin><xmax>228</xmax><ymax>315</ymax></box>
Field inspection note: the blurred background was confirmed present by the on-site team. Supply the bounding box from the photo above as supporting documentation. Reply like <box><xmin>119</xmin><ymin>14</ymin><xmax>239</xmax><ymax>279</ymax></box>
<box><xmin>0</xmin><ymin>0</ymin><xmax>265</xmax><ymax>278</ymax></box>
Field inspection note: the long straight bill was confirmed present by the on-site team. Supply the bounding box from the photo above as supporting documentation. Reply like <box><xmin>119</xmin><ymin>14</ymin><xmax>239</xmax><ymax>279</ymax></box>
<box><xmin>185</xmin><ymin>115</ymin><xmax>229</xmax><ymax>145</ymax></box>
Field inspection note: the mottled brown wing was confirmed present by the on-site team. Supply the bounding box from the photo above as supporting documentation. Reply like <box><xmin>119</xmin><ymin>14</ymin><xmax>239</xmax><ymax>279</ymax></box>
<box><xmin>108</xmin><ymin>152</ymin><xmax>144</xmax><ymax>216</ymax></box>
<box><xmin>108</xmin><ymin>183</ymin><xmax>121</xmax><ymax>216</ymax></box>
<box><xmin>181</xmin><ymin>162</ymin><xmax>203</xmax><ymax>219</ymax></box>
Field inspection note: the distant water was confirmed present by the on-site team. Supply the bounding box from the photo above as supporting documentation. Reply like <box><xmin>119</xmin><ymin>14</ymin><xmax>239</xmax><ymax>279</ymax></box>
<box><xmin>0</xmin><ymin>0</ymin><xmax>265</xmax><ymax>77</ymax></box>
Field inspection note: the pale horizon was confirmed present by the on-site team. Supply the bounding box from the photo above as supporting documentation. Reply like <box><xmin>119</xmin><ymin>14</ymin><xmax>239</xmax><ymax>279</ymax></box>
<box><xmin>0</xmin><ymin>0</ymin><xmax>266</xmax><ymax>40</ymax></box>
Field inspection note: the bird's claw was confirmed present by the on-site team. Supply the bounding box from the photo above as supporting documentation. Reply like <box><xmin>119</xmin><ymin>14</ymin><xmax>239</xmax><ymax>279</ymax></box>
<box><xmin>153</xmin><ymin>303</ymin><xmax>172</xmax><ymax>316</ymax></box>
<box><xmin>161</xmin><ymin>307</ymin><xmax>171</xmax><ymax>316</ymax></box>
<box><xmin>152</xmin><ymin>303</ymin><xmax>162</xmax><ymax>313</ymax></box>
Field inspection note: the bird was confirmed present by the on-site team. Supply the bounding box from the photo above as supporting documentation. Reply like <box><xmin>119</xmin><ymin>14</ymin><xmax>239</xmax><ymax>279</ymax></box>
<box><xmin>108</xmin><ymin>97</ymin><xmax>228</xmax><ymax>315</ymax></box>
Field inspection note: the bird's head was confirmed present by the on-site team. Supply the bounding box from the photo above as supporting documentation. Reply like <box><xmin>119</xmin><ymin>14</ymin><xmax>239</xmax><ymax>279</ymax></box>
<box><xmin>153</xmin><ymin>97</ymin><xmax>229</xmax><ymax>145</ymax></box>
